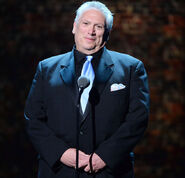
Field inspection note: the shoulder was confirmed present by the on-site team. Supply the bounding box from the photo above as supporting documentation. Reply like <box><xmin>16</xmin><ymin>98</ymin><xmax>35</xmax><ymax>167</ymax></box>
<box><xmin>105</xmin><ymin>48</ymin><xmax>147</xmax><ymax>75</ymax></box>
<box><xmin>34</xmin><ymin>51</ymin><xmax>73</xmax><ymax>75</ymax></box>
<box><xmin>40</xmin><ymin>51</ymin><xmax>72</xmax><ymax>67</ymax></box>
<box><xmin>106</xmin><ymin>49</ymin><xmax>142</xmax><ymax>67</ymax></box>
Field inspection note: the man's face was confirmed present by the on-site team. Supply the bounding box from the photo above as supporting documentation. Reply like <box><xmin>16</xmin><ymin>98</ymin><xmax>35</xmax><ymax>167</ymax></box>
<box><xmin>72</xmin><ymin>9</ymin><xmax>107</xmax><ymax>54</ymax></box>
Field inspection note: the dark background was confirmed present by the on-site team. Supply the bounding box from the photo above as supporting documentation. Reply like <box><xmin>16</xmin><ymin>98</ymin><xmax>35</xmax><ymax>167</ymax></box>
<box><xmin>0</xmin><ymin>0</ymin><xmax>184</xmax><ymax>177</ymax></box>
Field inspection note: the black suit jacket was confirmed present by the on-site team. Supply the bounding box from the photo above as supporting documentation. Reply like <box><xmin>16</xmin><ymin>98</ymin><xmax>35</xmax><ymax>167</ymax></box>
<box><xmin>24</xmin><ymin>47</ymin><xmax>150</xmax><ymax>178</ymax></box>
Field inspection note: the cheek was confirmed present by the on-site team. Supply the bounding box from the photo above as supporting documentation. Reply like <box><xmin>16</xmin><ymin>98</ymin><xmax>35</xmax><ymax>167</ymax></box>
<box><xmin>79</xmin><ymin>26</ymin><xmax>87</xmax><ymax>34</ymax></box>
<box><xmin>96</xmin><ymin>35</ymin><xmax>104</xmax><ymax>44</ymax></box>
<box><xmin>75</xmin><ymin>32</ymin><xmax>83</xmax><ymax>42</ymax></box>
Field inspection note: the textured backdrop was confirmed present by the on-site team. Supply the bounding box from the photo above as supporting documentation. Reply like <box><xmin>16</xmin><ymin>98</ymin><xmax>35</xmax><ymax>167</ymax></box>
<box><xmin>0</xmin><ymin>0</ymin><xmax>184</xmax><ymax>177</ymax></box>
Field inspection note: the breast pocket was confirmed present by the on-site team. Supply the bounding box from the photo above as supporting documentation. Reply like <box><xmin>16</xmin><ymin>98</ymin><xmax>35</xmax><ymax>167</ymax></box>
<box><xmin>109</xmin><ymin>88</ymin><xmax>129</xmax><ymax>107</ymax></box>
<box><xmin>110</xmin><ymin>88</ymin><xmax>127</xmax><ymax>95</ymax></box>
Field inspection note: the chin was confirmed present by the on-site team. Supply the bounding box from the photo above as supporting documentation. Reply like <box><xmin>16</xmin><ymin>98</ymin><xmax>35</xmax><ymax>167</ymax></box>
<box><xmin>85</xmin><ymin>45</ymin><xmax>96</xmax><ymax>50</ymax></box>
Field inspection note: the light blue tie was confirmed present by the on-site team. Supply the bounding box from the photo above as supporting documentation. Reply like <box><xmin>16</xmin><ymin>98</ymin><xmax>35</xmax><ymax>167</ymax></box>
<box><xmin>80</xmin><ymin>56</ymin><xmax>95</xmax><ymax>113</ymax></box>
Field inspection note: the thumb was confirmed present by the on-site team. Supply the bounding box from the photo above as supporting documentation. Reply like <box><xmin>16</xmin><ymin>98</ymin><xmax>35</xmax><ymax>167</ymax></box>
<box><xmin>84</xmin><ymin>164</ymin><xmax>90</xmax><ymax>172</ymax></box>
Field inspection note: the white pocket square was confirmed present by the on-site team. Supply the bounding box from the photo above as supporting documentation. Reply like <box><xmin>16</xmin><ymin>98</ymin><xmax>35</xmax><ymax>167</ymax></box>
<box><xmin>110</xmin><ymin>83</ymin><xmax>126</xmax><ymax>92</ymax></box>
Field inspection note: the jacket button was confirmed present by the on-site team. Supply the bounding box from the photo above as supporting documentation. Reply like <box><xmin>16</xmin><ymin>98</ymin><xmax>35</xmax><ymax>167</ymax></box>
<box><xmin>80</xmin><ymin>131</ymin><xmax>84</xmax><ymax>135</ymax></box>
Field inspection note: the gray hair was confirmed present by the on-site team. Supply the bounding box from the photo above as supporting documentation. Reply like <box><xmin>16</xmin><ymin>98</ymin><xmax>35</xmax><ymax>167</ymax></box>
<box><xmin>74</xmin><ymin>1</ymin><xmax>113</xmax><ymax>32</ymax></box>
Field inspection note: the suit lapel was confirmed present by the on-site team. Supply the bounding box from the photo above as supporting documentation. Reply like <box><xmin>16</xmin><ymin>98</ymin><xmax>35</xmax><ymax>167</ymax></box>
<box><xmin>59</xmin><ymin>51</ymin><xmax>75</xmax><ymax>87</ymax></box>
<box><xmin>94</xmin><ymin>48</ymin><xmax>114</xmax><ymax>94</ymax></box>
<box><xmin>59</xmin><ymin>51</ymin><xmax>78</xmax><ymax>104</ymax></box>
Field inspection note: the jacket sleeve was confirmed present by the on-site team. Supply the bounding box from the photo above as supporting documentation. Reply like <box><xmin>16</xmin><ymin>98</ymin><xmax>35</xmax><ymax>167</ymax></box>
<box><xmin>95</xmin><ymin>60</ymin><xmax>150</xmax><ymax>171</ymax></box>
<box><xmin>24</xmin><ymin>62</ymin><xmax>69</xmax><ymax>171</ymax></box>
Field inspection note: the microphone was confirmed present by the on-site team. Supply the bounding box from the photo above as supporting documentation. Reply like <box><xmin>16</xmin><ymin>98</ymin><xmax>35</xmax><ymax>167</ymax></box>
<box><xmin>77</xmin><ymin>76</ymin><xmax>90</xmax><ymax>89</ymax></box>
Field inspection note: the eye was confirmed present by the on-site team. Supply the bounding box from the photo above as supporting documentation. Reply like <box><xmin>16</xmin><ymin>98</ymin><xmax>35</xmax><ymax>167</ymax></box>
<box><xmin>82</xmin><ymin>21</ymin><xmax>89</xmax><ymax>25</ymax></box>
<box><xmin>96</xmin><ymin>25</ymin><xmax>104</xmax><ymax>30</ymax></box>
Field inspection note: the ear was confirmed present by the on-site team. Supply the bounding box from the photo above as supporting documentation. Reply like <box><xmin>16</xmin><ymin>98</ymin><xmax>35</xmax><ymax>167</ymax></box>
<box><xmin>72</xmin><ymin>22</ymin><xmax>76</xmax><ymax>34</ymax></box>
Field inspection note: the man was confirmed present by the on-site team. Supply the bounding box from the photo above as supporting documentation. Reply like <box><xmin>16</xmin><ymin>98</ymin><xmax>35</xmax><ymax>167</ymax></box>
<box><xmin>24</xmin><ymin>1</ymin><xmax>150</xmax><ymax>178</ymax></box>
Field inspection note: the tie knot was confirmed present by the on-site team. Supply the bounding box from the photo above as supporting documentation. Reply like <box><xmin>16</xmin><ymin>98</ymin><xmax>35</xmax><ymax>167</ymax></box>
<box><xmin>86</xmin><ymin>55</ymin><xmax>93</xmax><ymax>62</ymax></box>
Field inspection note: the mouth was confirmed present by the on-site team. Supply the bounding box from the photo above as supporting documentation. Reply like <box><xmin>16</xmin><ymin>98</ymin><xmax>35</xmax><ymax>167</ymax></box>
<box><xmin>85</xmin><ymin>37</ymin><xmax>95</xmax><ymax>42</ymax></box>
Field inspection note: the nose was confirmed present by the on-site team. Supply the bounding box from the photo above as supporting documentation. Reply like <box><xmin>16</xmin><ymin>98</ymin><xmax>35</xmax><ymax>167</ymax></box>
<box><xmin>88</xmin><ymin>25</ymin><xmax>95</xmax><ymax>35</ymax></box>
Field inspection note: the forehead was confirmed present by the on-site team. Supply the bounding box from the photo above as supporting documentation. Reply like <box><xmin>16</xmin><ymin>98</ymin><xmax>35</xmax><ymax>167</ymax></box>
<box><xmin>79</xmin><ymin>9</ymin><xmax>105</xmax><ymax>23</ymax></box>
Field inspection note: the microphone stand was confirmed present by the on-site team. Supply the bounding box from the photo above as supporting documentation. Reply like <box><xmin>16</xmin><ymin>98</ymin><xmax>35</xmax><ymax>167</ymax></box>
<box><xmin>75</xmin><ymin>87</ymin><xmax>84</xmax><ymax>178</ymax></box>
<box><xmin>75</xmin><ymin>76</ymin><xmax>90</xmax><ymax>178</ymax></box>
<box><xmin>89</xmin><ymin>103</ymin><xmax>96</xmax><ymax>176</ymax></box>
<box><xmin>89</xmin><ymin>87</ymin><xmax>98</xmax><ymax>176</ymax></box>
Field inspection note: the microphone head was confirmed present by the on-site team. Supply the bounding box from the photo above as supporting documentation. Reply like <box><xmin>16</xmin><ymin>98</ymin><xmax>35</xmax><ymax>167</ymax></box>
<box><xmin>77</xmin><ymin>76</ymin><xmax>90</xmax><ymax>89</ymax></box>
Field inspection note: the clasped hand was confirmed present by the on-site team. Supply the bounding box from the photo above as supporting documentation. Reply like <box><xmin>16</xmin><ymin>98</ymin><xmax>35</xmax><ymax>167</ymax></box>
<box><xmin>60</xmin><ymin>148</ymin><xmax>106</xmax><ymax>173</ymax></box>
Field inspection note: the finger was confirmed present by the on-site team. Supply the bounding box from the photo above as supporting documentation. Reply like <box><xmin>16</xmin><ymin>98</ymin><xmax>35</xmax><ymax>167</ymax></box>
<box><xmin>78</xmin><ymin>161</ymin><xmax>88</xmax><ymax>168</ymax></box>
<box><xmin>79</xmin><ymin>153</ymin><xmax>90</xmax><ymax>161</ymax></box>
<box><xmin>78</xmin><ymin>157</ymin><xmax>90</xmax><ymax>168</ymax></box>
<box><xmin>94</xmin><ymin>169</ymin><xmax>98</xmax><ymax>173</ymax></box>
<box><xmin>84</xmin><ymin>164</ymin><xmax>90</xmax><ymax>172</ymax></box>
<box><xmin>79</xmin><ymin>150</ymin><xmax>89</xmax><ymax>156</ymax></box>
